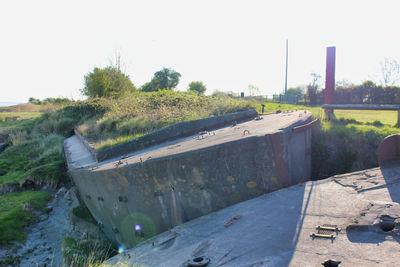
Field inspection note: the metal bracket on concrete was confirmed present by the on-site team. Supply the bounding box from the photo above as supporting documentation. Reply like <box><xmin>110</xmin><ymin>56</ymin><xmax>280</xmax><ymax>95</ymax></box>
<box><xmin>311</xmin><ymin>224</ymin><xmax>341</xmax><ymax>239</ymax></box>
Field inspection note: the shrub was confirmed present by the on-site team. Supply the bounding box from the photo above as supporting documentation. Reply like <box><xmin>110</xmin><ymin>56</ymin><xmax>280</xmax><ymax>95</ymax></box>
<box><xmin>82</xmin><ymin>67</ymin><xmax>136</xmax><ymax>98</ymax></box>
<box><xmin>55</xmin><ymin>117</ymin><xmax>76</xmax><ymax>135</ymax></box>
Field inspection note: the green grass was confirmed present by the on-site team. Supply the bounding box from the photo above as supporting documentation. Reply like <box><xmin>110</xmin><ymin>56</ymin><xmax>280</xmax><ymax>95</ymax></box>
<box><xmin>0</xmin><ymin>134</ymin><xmax>64</xmax><ymax>188</ymax></box>
<box><xmin>0</xmin><ymin>191</ymin><xmax>52</xmax><ymax>245</ymax></box>
<box><xmin>0</xmin><ymin>111</ymin><xmax>42</xmax><ymax>122</ymax></box>
<box><xmin>334</xmin><ymin>109</ymin><xmax>397</xmax><ymax>125</ymax></box>
<box><xmin>62</xmin><ymin>236</ymin><xmax>116</xmax><ymax>267</ymax></box>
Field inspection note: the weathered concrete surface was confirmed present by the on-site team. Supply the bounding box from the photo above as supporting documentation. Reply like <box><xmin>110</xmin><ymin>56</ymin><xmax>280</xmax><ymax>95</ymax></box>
<box><xmin>65</xmin><ymin>111</ymin><xmax>313</xmax><ymax>248</ymax></box>
<box><xmin>103</xmin><ymin>166</ymin><xmax>400</xmax><ymax>267</ymax></box>
<box><xmin>78</xmin><ymin>110</ymin><xmax>258</xmax><ymax>162</ymax></box>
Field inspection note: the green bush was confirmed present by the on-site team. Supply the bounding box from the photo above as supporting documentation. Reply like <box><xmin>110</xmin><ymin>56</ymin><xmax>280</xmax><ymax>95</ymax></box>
<box><xmin>55</xmin><ymin>117</ymin><xmax>76</xmax><ymax>135</ymax></box>
<box><xmin>82</xmin><ymin>67</ymin><xmax>136</xmax><ymax>98</ymax></box>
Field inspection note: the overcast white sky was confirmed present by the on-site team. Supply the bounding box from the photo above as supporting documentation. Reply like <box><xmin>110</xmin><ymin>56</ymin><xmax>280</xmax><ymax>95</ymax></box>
<box><xmin>1</xmin><ymin>0</ymin><xmax>400</xmax><ymax>102</ymax></box>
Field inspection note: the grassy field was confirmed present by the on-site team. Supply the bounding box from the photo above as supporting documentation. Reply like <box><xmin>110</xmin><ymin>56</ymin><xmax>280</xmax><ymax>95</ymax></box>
<box><xmin>334</xmin><ymin>109</ymin><xmax>397</xmax><ymax>125</ymax></box>
<box><xmin>0</xmin><ymin>112</ymin><xmax>42</xmax><ymax>122</ymax></box>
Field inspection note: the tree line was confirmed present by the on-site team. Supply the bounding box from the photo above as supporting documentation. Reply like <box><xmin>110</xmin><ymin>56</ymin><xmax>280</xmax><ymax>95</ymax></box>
<box><xmin>81</xmin><ymin>66</ymin><xmax>207</xmax><ymax>99</ymax></box>
<box><xmin>300</xmin><ymin>80</ymin><xmax>400</xmax><ymax>105</ymax></box>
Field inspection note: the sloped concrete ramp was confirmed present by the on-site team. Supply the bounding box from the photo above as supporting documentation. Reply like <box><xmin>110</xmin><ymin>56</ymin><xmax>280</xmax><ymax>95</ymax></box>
<box><xmin>103</xmin><ymin>165</ymin><xmax>400</xmax><ymax>267</ymax></box>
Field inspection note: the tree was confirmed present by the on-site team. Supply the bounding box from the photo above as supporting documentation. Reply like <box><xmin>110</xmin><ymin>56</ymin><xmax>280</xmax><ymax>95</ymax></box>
<box><xmin>248</xmin><ymin>84</ymin><xmax>261</xmax><ymax>96</ymax></box>
<box><xmin>188</xmin><ymin>81</ymin><xmax>207</xmax><ymax>94</ymax></box>
<box><xmin>286</xmin><ymin>86</ymin><xmax>304</xmax><ymax>98</ymax></box>
<box><xmin>140</xmin><ymin>68</ymin><xmax>181</xmax><ymax>92</ymax></box>
<box><xmin>153</xmin><ymin>68</ymin><xmax>181</xmax><ymax>90</ymax></box>
<box><xmin>81</xmin><ymin>67</ymin><xmax>136</xmax><ymax>98</ymax></box>
<box><xmin>380</xmin><ymin>58</ymin><xmax>400</xmax><ymax>86</ymax></box>
<box><xmin>306</xmin><ymin>73</ymin><xmax>321</xmax><ymax>104</ymax></box>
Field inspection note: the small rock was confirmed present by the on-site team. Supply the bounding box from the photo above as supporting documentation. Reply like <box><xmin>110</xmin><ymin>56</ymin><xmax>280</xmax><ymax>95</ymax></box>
<box><xmin>64</xmin><ymin>187</ymin><xmax>80</xmax><ymax>207</ymax></box>
<box><xmin>55</xmin><ymin>187</ymin><xmax>67</xmax><ymax>198</ymax></box>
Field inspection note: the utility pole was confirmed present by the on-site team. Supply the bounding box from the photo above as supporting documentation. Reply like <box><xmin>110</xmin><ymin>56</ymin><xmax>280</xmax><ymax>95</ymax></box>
<box><xmin>284</xmin><ymin>39</ymin><xmax>288</xmax><ymax>95</ymax></box>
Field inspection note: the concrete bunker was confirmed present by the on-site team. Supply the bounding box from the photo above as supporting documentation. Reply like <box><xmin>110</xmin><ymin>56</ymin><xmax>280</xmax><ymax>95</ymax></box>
<box><xmin>64</xmin><ymin>110</ymin><xmax>314</xmax><ymax>247</ymax></box>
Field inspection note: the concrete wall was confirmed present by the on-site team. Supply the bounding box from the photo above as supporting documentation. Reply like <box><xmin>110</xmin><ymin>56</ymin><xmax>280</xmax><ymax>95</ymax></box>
<box><xmin>76</xmin><ymin>110</ymin><xmax>258</xmax><ymax>162</ymax></box>
<box><xmin>68</xmin><ymin>118</ymin><xmax>313</xmax><ymax>248</ymax></box>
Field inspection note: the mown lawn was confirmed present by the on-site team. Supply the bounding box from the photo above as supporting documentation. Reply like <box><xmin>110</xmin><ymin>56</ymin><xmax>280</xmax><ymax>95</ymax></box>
<box><xmin>334</xmin><ymin>109</ymin><xmax>397</xmax><ymax>125</ymax></box>
<box><xmin>263</xmin><ymin>102</ymin><xmax>398</xmax><ymax>126</ymax></box>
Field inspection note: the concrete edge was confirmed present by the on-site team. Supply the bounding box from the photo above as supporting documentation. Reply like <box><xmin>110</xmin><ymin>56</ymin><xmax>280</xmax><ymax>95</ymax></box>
<box><xmin>74</xmin><ymin>128</ymin><xmax>98</xmax><ymax>161</ymax></box>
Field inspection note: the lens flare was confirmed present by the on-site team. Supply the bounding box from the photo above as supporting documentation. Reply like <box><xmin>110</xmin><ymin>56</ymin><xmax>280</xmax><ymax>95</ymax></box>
<box><xmin>118</xmin><ymin>245</ymin><xmax>126</xmax><ymax>254</ymax></box>
<box><xmin>134</xmin><ymin>224</ymin><xmax>142</xmax><ymax>231</ymax></box>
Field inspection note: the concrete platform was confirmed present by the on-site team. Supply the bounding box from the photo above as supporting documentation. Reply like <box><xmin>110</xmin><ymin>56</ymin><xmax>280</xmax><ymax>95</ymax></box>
<box><xmin>103</xmin><ymin>166</ymin><xmax>400</xmax><ymax>267</ymax></box>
